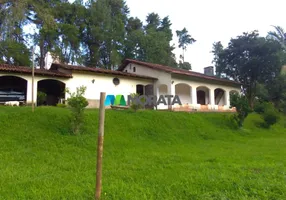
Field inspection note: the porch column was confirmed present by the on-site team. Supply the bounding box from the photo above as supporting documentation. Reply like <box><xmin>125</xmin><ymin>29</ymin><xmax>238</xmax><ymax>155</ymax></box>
<box><xmin>191</xmin><ymin>87</ymin><xmax>197</xmax><ymax>105</ymax></box>
<box><xmin>169</xmin><ymin>83</ymin><xmax>175</xmax><ymax>110</ymax></box>
<box><xmin>225</xmin><ymin>90</ymin><xmax>230</xmax><ymax>108</ymax></box>
<box><xmin>155</xmin><ymin>85</ymin><xmax>160</xmax><ymax>97</ymax></box>
<box><xmin>210</xmin><ymin>88</ymin><xmax>215</xmax><ymax>107</ymax></box>
<box><xmin>170</xmin><ymin>83</ymin><xmax>175</xmax><ymax>96</ymax></box>
<box><xmin>26</xmin><ymin>79</ymin><xmax>38</xmax><ymax>105</ymax></box>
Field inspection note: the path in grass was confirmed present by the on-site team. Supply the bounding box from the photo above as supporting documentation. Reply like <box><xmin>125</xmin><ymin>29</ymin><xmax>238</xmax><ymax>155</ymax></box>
<box><xmin>0</xmin><ymin>107</ymin><xmax>285</xmax><ymax>199</ymax></box>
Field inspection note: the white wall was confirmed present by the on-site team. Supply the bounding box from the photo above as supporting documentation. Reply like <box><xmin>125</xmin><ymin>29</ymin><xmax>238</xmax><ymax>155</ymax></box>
<box><xmin>175</xmin><ymin>84</ymin><xmax>191</xmax><ymax>104</ymax></box>
<box><xmin>157</xmin><ymin>84</ymin><xmax>168</xmax><ymax>109</ymax></box>
<box><xmin>123</xmin><ymin>63</ymin><xmax>172</xmax><ymax>95</ymax></box>
<box><xmin>65</xmin><ymin>72</ymin><xmax>153</xmax><ymax>103</ymax></box>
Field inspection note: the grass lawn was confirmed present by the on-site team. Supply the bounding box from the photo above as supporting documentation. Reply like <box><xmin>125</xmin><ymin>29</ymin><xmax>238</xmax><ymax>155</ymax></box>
<box><xmin>0</xmin><ymin>106</ymin><xmax>285</xmax><ymax>199</ymax></box>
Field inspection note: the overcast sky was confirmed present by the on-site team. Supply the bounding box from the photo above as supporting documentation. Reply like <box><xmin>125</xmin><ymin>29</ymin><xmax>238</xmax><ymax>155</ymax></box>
<box><xmin>125</xmin><ymin>0</ymin><xmax>285</xmax><ymax>72</ymax></box>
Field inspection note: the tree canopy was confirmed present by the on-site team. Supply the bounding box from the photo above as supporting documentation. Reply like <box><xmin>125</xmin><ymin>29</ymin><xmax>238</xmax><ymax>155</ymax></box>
<box><xmin>0</xmin><ymin>0</ymin><xmax>196</xmax><ymax>69</ymax></box>
<box><xmin>213</xmin><ymin>30</ymin><xmax>286</xmax><ymax>109</ymax></box>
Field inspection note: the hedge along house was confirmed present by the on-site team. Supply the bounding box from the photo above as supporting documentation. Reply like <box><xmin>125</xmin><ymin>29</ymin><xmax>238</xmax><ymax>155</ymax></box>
<box><xmin>0</xmin><ymin>58</ymin><xmax>241</xmax><ymax>111</ymax></box>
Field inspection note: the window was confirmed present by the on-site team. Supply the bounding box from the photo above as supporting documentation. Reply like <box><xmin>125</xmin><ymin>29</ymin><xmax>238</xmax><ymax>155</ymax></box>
<box><xmin>113</xmin><ymin>78</ymin><xmax>120</xmax><ymax>86</ymax></box>
<box><xmin>133</xmin><ymin>67</ymin><xmax>136</xmax><ymax>72</ymax></box>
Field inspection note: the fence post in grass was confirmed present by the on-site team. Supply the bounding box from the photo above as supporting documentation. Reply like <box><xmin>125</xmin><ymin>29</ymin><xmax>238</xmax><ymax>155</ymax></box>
<box><xmin>95</xmin><ymin>92</ymin><xmax>106</xmax><ymax>200</ymax></box>
<box><xmin>31</xmin><ymin>46</ymin><xmax>35</xmax><ymax>112</ymax></box>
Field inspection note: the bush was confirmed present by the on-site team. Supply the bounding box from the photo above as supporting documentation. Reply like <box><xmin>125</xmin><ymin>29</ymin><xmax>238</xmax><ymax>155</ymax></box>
<box><xmin>56</xmin><ymin>103</ymin><xmax>67</xmax><ymax>108</ymax></box>
<box><xmin>278</xmin><ymin>100</ymin><xmax>286</xmax><ymax>115</ymax></box>
<box><xmin>129</xmin><ymin>93</ymin><xmax>143</xmax><ymax>112</ymax></box>
<box><xmin>66</xmin><ymin>86</ymin><xmax>89</xmax><ymax>135</ymax></box>
<box><xmin>261</xmin><ymin>104</ymin><xmax>280</xmax><ymax>128</ymax></box>
<box><xmin>254</xmin><ymin>101</ymin><xmax>273</xmax><ymax>114</ymax></box>
<box><xmin>230</xmin><ymin>93</ymin><xmax>251</xmax><ymax>128</ymax></box>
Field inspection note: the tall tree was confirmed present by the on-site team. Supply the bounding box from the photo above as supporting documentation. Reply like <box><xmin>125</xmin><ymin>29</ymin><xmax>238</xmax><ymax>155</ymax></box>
<box><xmin>211</xmin><ymin>41</ymin><xmax>224</xmax><ymax>77</ymax></box>
<box><xmin>54</xmin><ymin>1</ymin><xmax>86</xmax><ymax>64</ymax></box>
<box><xmin>0</xmin><ymin>0</ymin><xmax>185</xmax><ymax>70</ymax></box>
<box><xmin>139</xmin><ymin>13</ymin><xmax>177</xmax><ymax>67</ymax></box>
<box><xmin>0</xmin><ymin>1</ymin><xmax>31</xmax><ymax>66</ymax></box>
<box><xmin>268</xmin><ymin>25</ymin><xmax>286</xmax><ymax>49</ymax></box>
<box><xmin>176</xmin><ymin>28</ymin><xmax>196</xmax><ymax>63</ymax></box>
<box><xmin>178</xmin><ymin>61</ymin><xmax>192</xmax><ymax>70</ymax></box>
<box><xmin>124</xmin><ymin>17</ymin><xmax>144</xmax><ymax>59</ymax></box>
<box><xmin>145</xmin><ymin>13</ymin><xmax>160</xmax><ymax>31</ymax></box>
<box><xmin>215</xmin><ymin>31</ymin><xmax>285</xmax><ymax>108</ymax></box>
<box><xmin>83</xmin><ymin>0</ymin><xmax>129</xmax><ymax>69</ymax></box>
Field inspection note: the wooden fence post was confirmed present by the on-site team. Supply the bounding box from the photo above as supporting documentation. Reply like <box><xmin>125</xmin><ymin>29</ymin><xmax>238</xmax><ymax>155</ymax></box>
<box><xmin>95</xmin><ymin>92</ymin><xmax>106</xmax><ymax>200</ymax></box>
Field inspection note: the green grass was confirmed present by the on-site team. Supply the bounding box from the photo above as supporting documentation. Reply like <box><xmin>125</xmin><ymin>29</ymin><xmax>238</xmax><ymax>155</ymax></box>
<box><xmin>0</xmin><ymin>106</ymin><xmax>285</xmax><ymax>200</ymax></box>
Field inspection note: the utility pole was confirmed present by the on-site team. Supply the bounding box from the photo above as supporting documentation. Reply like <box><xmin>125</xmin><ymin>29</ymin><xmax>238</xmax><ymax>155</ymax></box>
<box><xmin>31</xmin><ymin>47</ymin><xmax>35</xmax><ymax>112</ymax></box>
<box><xmin>95</xmin><ymin>92</ymin><xmax>106</xmax><ymax>200</ymax></box>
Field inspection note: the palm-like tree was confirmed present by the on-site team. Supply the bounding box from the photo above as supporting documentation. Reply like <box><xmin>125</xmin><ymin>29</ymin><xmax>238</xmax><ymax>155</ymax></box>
<box><xmin>268</xmin><ymin>25</ymin><xmax>286</xmax><ymax>49</ymax></box>
<box><xmin>176</xmin><ymin>28</ymin><xmax>196</xmax><ymax>62</ymax></box>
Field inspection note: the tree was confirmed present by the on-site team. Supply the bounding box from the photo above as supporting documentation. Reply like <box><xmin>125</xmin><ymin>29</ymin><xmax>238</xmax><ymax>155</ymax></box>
<box><xmin>264</xmin><ymin>74</ymin><xmax>286</xmax><ymax>111</ymax></box>
<box><xmin>0</xmin><ymin>0</ymin><xmax>181</xmax><ymax>69</ymax></box>
<box><xmin>0</xmin><ymin>40</ymin><xmax>31</xmax><ymax>66</ymax></box>
<box><xmin>83</xmin><ymin>0</ymin><xmax>129</xmax><ymax>69</ymax></box>
<box><xmin>268</xmin><ymin>25</ymin><xmax>286</xmax><ymax>49</ymax></box>
<box><xmin>230</xmin><ymin>93</ymin><xmax>251</xmax><ymax>128</ymax></box>
<box><xmin>54</xmin><ymin>2</ymin><xmax>86</xmax><ymax>64</ymax></box>
<box><xmin>125</xmin><ymin>13</ymin><xmax>177</xmax><ymax>68</ymax></box>
<box><xmin>66</xmin><ymin>86</ymin><xmax>89</xmax><ymax>135</ymax></box>
<box><xmin>0</xmin><ymin>0</ymin><xmax>31</xmax><ymax>66</ymax></box>
<box><xmin>176</xmin><ymin>28</ymin><xmax>196</xmax><ymax>63</ymax></box>
<box><xmin>211</xmin><ymin>41</ymin><xmax>224</xmax><ymax>77</ymax></box>
<box><xmin>124</xmin><ymin>17</ymin><xmax>144</xmax><ymax>60</ymax></box>
<box><xmin>215</xmin><ymin>31</ymin><xmax>284</xmax><ymax>108</ymax></box>
<box><xmin>145</xmin><ymin>13</ymin><xmax>160</xmax><ymax>31</ymax></box>
<box><xmin>178</xmin><ymin>61</ymin><xmax>192</xmax><ymax>70</ymax></box>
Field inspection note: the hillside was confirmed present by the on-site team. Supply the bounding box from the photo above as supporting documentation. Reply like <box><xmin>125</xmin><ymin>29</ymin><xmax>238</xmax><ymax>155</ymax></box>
<box><xmin>0</xmin><ymin>107</ymin><xmax>285</xmax><ymax>199</ymax></box>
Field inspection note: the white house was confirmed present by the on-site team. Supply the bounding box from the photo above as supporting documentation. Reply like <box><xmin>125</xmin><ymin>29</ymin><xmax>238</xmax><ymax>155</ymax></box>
<box><xmin>0</xmin><ymin>58</ymin><xmax>241</xmax><ymax>111</ymax></box>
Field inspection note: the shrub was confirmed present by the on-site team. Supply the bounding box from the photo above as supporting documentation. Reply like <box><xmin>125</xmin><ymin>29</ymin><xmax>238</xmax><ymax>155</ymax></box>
<box><xmin>261</xmin><ymin>104</ymin><xmax>280</xmax><ymax>128</ymax></box>
<box><xmin>56</xmin><ymin>103</ymin><xmax>67</xmax><ymax>108</ymax></box>
<box><xmin>230</xmin><ymin>93</ymin><xmax>251</xmax><ymax>128</ymax></box>
<box><xmin>226</xmin><ymin>114</ymin><xmax>240</xmax><ymax>129</ymax></box>
<box><xmin>129</xmin><ymin>93</ymin><xmax>143</xmax><ymax>112</ymax></box>
<box><xmin>254</xmin><ymin>101</ymin><xmax>273</xmax><ymax>114</ymax></box>
<box><xmin>37</xmin><ymin>91</ymin><xmax>47</xmax><ymax>105</ymax></box>
<box><xmin>276</xmin><ymin>100</ymin><xmax>286</xmax><ymax>115</ymax></box>
<box><xmin>66</xmin><ymin>86</ymin><xmax>89</xmax><ymax>135</ymax></box>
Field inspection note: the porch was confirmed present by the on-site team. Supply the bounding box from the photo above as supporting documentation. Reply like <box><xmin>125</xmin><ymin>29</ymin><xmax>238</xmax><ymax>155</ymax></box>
<box><xmin>156</xmin><ymin>82</ymin><xmax>240</xmax><ymax>112</ymax></box>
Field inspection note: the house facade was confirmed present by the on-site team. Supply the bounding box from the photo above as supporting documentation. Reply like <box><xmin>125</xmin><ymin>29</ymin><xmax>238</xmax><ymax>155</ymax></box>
<box><xmin>0</xmin><ymin>59</ymin><xmax>241</xmax><ymax>111</ymax></box>
<box><xmin>118</xmin><ymin>59</ymin><xmax>240</xmax><ymax>111</ymax></box>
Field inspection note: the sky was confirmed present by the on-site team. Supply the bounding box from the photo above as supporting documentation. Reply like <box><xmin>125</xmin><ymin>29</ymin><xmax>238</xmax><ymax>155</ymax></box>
<box><xmin>125</xmin><ymin>0</ymin><xmax>285</xmax><ymax>72</ymax></box>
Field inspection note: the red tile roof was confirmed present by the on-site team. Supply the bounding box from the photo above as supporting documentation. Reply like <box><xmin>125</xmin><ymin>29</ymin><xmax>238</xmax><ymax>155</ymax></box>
<box><xmin>0</xmin><ymin>64</ymin><xmax>72</xmax><ymax>78</ymax></box>
<box><xmin>119</xmin><ymin>59</ymin><xmax>241</xmax><ymax>86</ymax></box>
<box><xmin>51</xmin><ymin>63</ymin><xmax>157</xmax><ymax>80</ymax></box>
